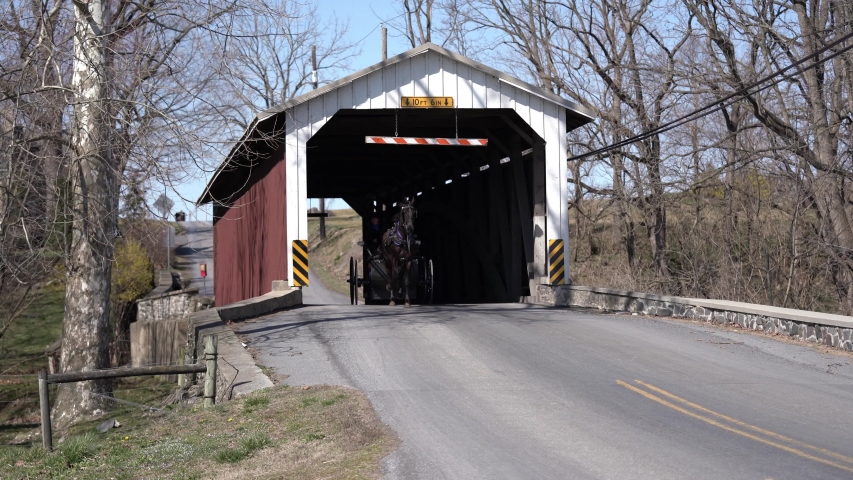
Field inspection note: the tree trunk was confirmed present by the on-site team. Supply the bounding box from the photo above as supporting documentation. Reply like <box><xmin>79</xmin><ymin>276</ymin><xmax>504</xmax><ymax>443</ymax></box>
<box><xmin>610</xmin><ymin>94</ymin><xmax>636</xmax><ymax>271</ymax></box>
<box><xmin>53</xmin><ymin>0</ymin><xmax>115</xmax><ymax>428</ymax></box>
<box><xmin>722</xmin><ymin>103</ymin><xmax>743</xmax><ymax>251</ymax></box>
<box><xmin>612</xmin><ymin>152</ymin><xmax>636</xmax><ymax>270</ymax></box>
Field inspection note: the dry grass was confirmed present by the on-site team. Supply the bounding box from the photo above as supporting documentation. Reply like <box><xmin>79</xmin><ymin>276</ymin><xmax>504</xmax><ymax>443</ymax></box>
<box><xmin>0</xmin><ymin>385</ymin><xmax>394</xmax><ymax>479</ymax></box>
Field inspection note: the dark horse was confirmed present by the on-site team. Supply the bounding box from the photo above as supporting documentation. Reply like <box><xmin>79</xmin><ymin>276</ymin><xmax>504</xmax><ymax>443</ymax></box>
<box><xmin>380</xmin><ymin>200</ymin><xmax>418</xmax><ymax>307</ymax></box>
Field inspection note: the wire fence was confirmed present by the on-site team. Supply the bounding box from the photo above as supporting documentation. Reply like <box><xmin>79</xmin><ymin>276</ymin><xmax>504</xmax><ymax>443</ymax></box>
<box><xmin>1</xmin><ymin>359</ymin><xmax>195</xmax><ymax>426</ymax></box>
<box><xmin>88</xmin><ymin>391</ymin><xmax>167</xmax><ymax>413</ymax></box>
<box><xmin>0</xmin><ymin>359</ymin><xmax>195</xmax><ymax>380</ymax></box>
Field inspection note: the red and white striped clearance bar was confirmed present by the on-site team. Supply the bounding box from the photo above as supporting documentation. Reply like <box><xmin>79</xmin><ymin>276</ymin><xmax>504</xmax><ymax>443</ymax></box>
<box><xmin>365</xmin><ymin>136</ymin><xmax>488</xmax><ymax>146</ymax></box>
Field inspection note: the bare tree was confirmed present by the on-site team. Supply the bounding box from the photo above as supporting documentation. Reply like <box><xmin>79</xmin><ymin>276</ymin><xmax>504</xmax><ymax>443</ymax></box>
<box><xmin>211</xmin><ymin>0</ymin><xmax>356</xmax><ymax>129</ymax></box>
<box><xmin>684</xmin><ymin>0</ymin><xmax>853</xmax><ymax>313</ymax></box>
<box><xmin>461</xmin><ymin>0</ymin><xmax>691</xmax><ymax>277</ymax></box>
<box><xmin>385</xmin><ymin>0</ymin><xmax>486</xmax><ymax>55</ymax></box>
<box><xmin>0</xmin><ymin>0</ymin><xmax>238</xmax><ymax>426</ymax></box>
<box><xmin>406</xmin><ymin>0</ymin><xmax>850</xmax><ymax>311</ymax></box>
<box><xmin>52</xmin><ymin>0</ymin><xmax>117</xmax><ymax>426</ymax></box>
<box><xmin>2</xmin><ymin>0</ymin><xmax>359</xmax><ymax>426</ymax></box>
<box><xmin>0</xmin><ymin>0</ymin><xmax>69</xmax><ymax>342</ymax></box>
<box><xmin>401</xmin><ymin>0</ymin><xmax>434</xmax><ymax>47</ymax></box>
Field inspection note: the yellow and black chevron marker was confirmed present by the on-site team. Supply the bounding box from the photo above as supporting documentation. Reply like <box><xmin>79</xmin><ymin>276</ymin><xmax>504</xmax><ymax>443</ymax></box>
<box><xmin>549</xmin><ymin>239</ymin><xmax>565</xmax><ymax>285</ymax></box>
<box><xmin>292</xmin><ymin>240</ymin><xmax>309</xmax><ymax>286</ymax></box>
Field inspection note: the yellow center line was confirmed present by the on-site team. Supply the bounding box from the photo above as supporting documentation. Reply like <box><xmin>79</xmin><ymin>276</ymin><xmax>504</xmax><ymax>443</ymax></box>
<box><xmin>634</xmin><ymin>380</ymin><xmax>853</xmax><ymax>465</ymax></box>
<box><xmin>616</xmin><ymin>380</ymin><xmax>853</xmax><ymax>474</ymax></box>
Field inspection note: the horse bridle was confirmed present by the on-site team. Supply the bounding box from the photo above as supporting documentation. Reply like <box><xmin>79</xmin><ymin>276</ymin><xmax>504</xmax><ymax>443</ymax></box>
<box><xmin>400</xmin><ymin>203</ymin><xmax>415</xmax><ymax>252</ymax></box>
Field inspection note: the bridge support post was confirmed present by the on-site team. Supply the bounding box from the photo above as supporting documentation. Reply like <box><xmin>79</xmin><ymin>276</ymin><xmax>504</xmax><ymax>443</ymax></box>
<box><xmin>532</xmin><ymin>138</ymin><xmax>548</xmax><ymax>296</ymax></box>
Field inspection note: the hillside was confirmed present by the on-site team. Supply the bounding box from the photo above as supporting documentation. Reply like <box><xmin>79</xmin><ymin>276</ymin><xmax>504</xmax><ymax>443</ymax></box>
<box><xmin>307</xmin><ymin>209</ymin><xmax>364</xmax><ymax>301</ymax></box>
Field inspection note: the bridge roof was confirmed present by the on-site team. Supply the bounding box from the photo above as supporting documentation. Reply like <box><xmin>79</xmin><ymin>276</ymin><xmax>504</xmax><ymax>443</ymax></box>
<box><xmin>198</xmin><ymin>43</ymin><xmax>595</xmax><ymax>206</ymax></box>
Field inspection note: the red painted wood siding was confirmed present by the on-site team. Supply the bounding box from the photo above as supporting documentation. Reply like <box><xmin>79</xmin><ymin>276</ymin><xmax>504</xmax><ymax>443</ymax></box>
<box><xmin>213</xmin><ymin>154</ymin><xmax>287</xmax><ymax>306</ymax></box>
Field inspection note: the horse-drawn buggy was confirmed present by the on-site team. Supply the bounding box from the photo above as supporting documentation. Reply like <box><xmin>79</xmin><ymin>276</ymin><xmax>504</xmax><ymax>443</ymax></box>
<box><xmin>346</xmin><ymin>200</ymin><xmax>434</xmax><ymax>306</ymax></box>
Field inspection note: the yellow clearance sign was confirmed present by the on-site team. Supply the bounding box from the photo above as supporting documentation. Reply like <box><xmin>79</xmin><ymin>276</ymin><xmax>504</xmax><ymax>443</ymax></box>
<box><xmin>401</xmin><ymin>96</ymin><xmax>454</xmax><ymax>108</ymax></box>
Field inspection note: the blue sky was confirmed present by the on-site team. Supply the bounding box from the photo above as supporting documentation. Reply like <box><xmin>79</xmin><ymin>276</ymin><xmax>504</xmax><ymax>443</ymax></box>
<box><xmin>174</xmin><ymin>0</ymin><xmax>408</xmax><ymax>219</ymax></box>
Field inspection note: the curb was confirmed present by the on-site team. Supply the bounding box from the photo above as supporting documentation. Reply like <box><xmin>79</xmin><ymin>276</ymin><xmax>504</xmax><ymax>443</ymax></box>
<box><xmin>188</xmin><ymin>288</ymin><xmax>303</xmax><ymax>400</ymax></box>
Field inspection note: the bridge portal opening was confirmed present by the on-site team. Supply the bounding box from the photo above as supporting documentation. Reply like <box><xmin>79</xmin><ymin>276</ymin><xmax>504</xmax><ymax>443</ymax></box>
<box><xmin>308</xmin><ymin>108</ymin><xmax>542</xmax><ymax>304</ymax></box>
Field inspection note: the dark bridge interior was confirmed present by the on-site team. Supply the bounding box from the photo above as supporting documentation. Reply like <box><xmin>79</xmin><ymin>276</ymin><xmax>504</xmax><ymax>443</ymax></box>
<box><xmin>308</xmin><ymin>108</ymin><xmax>544</xmax><ymax>304</ymax></box>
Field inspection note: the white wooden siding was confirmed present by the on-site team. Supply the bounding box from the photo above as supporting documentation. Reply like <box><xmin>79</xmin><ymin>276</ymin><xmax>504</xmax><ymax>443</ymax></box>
<box><xmin>294</xmin><ymin>102</ymin><xmax>310</xmax><ymax>242</ymax></box>
<box><xmin>558</xmin><ymin>107</ymin><xmax>569</xmax><ymax>280</ymax></box>
<box><xmin>353</xmin><ymin>75</ymin><xmax>369</xmax><ymax>109</ymax></box>
<box><xmin>368</xmin><ymin>69</ymin><xmax>384</xmax><ymax>109</ymax></box>
<box><xmin>457</xmin><ymin>64</ymin><xmax>473</xmax><ymax>108</ymax></box>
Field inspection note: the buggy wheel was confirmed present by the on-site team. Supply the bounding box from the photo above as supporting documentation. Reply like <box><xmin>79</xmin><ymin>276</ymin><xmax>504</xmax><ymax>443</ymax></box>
<box><xmin>349</xmin><ymin>257</ymin><xmax>357</xmax><ymax>305</ymax></box>
<box><xmin>425</xmin><ymin>259</ymin><xmax>433</xmax><ymax>304</ymax></box>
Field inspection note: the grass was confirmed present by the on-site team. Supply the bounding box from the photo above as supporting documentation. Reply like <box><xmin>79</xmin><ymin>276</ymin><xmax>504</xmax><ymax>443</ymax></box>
<box><xmin>0</xmin><ymin>283</ymin><xmax>187</xmax><ymax>446</ymax></box>
<box><xmin>54</xmin><ymin>433</ymin><xmax>99</xmax><ymax>468</ymax></box>
<box><xmin>215</xmin><ymin>431</ymin><xmax>274</xmax><ymax>463</ymax></box>
<box><xmin>0</xmin><ymin>385</ymin><xmax>394</xmax><ymax>479</ymax></box>
<box><xmin>0</xmin><ymin>286</ymin><xmax>65</xmax><ymax>444</ymax></box>
<box><xmin>322</xmin><ymin>394</ymin><xmax>347</xmax><ymax>406</ymax></box>
<box><xmin>242</xmin><ymin>395</ymin><xmax>269</xmax><ymax>413</ymax></box>
<box><xmin>214</xmin><ymin>447</ymin><xmax>249</xmax><ymax>464</ymax></box>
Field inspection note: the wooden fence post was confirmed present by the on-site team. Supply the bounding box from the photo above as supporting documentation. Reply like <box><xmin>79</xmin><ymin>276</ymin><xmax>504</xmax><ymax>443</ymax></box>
<box><xmin>204</xmin><ymin>335</ymin><xmax>217</xmax><ymax>408</ymax></box>
<box><xmin>38</xmin><ymin>369</ymin><xmax>52</xmax><ymax>451</ymax></box>
<box><xmin>178</xmin><ymin>347</ymin><xmax>186</xmax><ymax>387</ymax></box>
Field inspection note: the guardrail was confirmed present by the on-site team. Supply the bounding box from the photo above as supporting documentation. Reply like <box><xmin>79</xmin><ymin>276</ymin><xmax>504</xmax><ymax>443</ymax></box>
<box><xmin>539</xmin><ymin>285</ymin><xmax>853</xmax><ymax>352</ymax></box>
<box><xmin>38</xmin><ymin>335</ymin><xmax>219</xmax><ymax>451</ymax></box>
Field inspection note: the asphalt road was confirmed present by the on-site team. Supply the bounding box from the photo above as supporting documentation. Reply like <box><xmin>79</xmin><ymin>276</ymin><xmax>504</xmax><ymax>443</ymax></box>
<box><xmin>173</xmin><ymin>221</ymin><xmax>214</xmax><ymax>297</ymax></box>
<box><xmin>238</xmin><ymin>300</ymin><xmax>853</xmax><ymax>479</ymax></box>
<box><xmin>301</xmin><ymin>271</ymin><xmax>349</xmax><ymax>306</ymax></box>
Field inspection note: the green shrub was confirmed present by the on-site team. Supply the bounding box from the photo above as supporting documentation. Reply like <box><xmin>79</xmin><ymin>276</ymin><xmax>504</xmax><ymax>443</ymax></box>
<box><xmin>214</xmin><ymin>448</ymin><xmax>248</xmax><ymax>464</ymax></box>
<box><xmin>242</xmin><ymin>395</ymin><xmax>270</xmax><ymax>413</ymax></box>
<box><xmin>240</xmin><ymin>432</ymin><xmax>272</xmax><ymax>453</ymax></box>
<box><xmin>111</xmin><ymin>239</ymin><xmax>155</xmax><ymax>305</ymax></box>
<box><xmin>110</xmin><ymin>238</ymin><xmax>155</xmax><ymax>365</ymax></box>
<box><xmin>57</xmin><ymin>433</ymin><xmax>99</xmax><ymax>467</ymax></box>
<box><xmin>214</xmin><ymin>432</ymin><xmax>273</xmax><ymax>464</ymax></box>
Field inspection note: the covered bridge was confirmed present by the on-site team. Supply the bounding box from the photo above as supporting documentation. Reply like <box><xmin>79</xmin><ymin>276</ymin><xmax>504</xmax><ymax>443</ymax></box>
<box><xmin>198</xmin><ymin>43</ymin><xmax>594</xmax><ymax>305</ymax></box>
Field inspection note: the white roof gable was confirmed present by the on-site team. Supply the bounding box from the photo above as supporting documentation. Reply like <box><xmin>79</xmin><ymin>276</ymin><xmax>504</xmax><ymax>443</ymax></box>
<box><xmin>260</xmin><ymin>42</ymin><xmax>594</xmax><ymax>124</ymax></box>
<box><xmin>199</xmin><ymin>43</ymin><xmax>594</xmax><ymax>205</ymax></box>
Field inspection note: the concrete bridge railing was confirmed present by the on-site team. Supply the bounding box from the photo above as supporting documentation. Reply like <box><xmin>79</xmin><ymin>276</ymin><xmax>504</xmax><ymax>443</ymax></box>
<box><xmin>538</xmin><ymin>285</ymin><xmax>853</xmax><ymax>352</ymax></box>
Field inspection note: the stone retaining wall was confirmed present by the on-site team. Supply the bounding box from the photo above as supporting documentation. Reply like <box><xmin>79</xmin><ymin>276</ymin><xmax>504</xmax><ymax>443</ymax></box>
<box><xmin>136</xmin><ymin>287</ymin><xmax>210</xmax><ymax>323</ymax></box>
<box><xmin>131</xmin><ymin>271</ymin><xmax>212</xmax><ymax>373</ymax></box>
<box><xmin>145</xmin><ymin>270</ymin><xmax>181</xmax><ymax>298</ymax></box>
<box><xmin>538</xmin><ymin>285</ymin><xmax>853</xmax><ymax>352</ymax></box>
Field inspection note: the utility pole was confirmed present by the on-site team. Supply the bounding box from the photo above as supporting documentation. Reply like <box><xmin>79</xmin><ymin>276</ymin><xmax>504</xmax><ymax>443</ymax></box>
<box><xmin>166</xmin><ymin>186</ymin><xmax>171</xmax><ymax>270</ymax></box>
<box><xmin>382</xmin><ymin>25</ymin><xmax>387</xmax><ymax>60</ymax></box>
<box><xmin>312</xmin><ymin>45</ymin><xmax>326</xmax><ymax>240</ymax></box>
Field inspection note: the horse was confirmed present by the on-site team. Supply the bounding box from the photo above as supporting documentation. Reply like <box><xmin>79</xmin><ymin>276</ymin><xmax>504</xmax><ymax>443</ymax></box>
<box><xmin>380</xmin><ymin>200</ymin><xmax>418</xmax><ymax>307</ymax></box>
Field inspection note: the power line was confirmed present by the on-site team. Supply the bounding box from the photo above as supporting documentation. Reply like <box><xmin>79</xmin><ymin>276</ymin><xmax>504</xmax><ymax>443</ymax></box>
<box><xmin>568</xmin><ymin>28</ymin><xmax>853</xmax><ymax>162</ymax></box>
